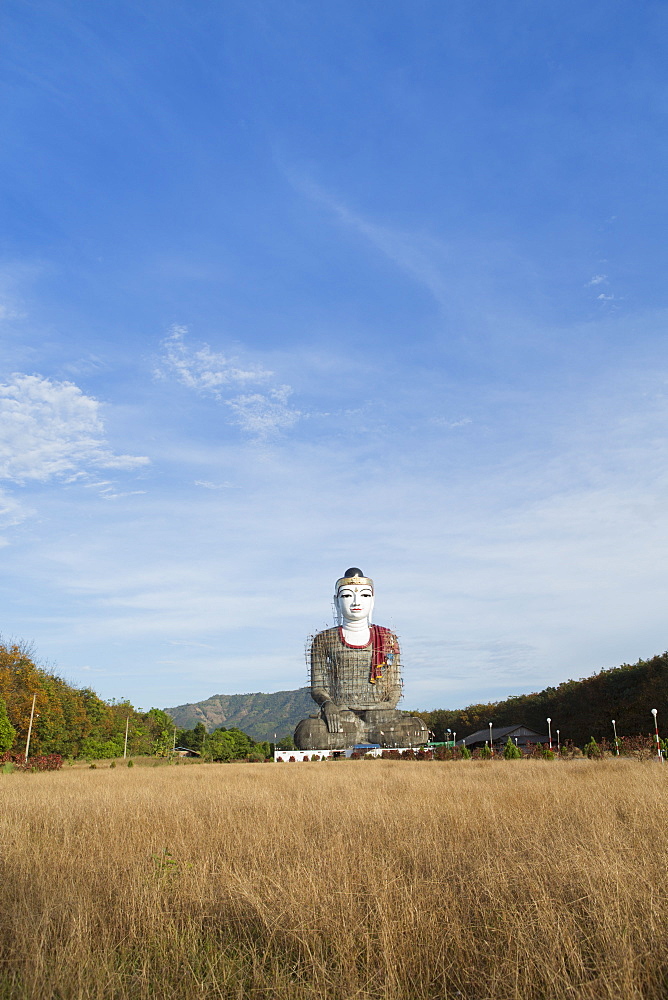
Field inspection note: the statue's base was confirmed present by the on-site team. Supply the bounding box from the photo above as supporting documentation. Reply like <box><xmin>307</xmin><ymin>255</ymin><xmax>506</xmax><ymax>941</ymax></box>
<box><xmin>294</xmin><ymin>709</ymin><xmax>428</xmax><ymax>751</ymax></box>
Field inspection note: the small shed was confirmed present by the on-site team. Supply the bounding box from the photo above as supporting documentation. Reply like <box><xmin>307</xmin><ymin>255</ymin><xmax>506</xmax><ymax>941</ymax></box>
<box><xmin>173</xmin><ymin>747</ymin><xmax>202</xmax><ymax>758</ymax></box>
<box><xmin>458</xmin><ymin>724</ymin><xmax>549</xmax><ymax>750</ymax></box>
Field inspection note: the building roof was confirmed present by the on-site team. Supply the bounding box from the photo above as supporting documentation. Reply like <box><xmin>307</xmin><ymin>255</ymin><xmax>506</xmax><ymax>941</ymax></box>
<box><xmin>458</xmin><ymin>724</ymin><xmax>549</xmax><ymax>747</ymax></box>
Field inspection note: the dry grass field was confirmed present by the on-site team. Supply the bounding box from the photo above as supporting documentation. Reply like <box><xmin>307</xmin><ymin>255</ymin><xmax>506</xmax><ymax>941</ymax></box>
<box><xmin>1</xmin><ymin>759</ymin><xmax>667</xmax><ymax>1000</ymax></box>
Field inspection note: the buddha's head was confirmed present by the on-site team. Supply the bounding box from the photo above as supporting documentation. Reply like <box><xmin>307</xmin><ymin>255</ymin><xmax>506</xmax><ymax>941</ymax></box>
<box><xmin>334</xmin><ymin>567</ymin><xmax>374</xmax><ymax>625</ymax></box>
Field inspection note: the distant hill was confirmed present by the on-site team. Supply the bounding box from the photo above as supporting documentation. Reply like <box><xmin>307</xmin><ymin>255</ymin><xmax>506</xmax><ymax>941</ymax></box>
<box><xmin>416</xmin><ymin>652</ymin><xmax>668</xmax><ymax>748</ymax></box>
<box><xmin>164</xmin><ymin>687</ymin><xmax>315</xmax><ymax>740</ymax></box>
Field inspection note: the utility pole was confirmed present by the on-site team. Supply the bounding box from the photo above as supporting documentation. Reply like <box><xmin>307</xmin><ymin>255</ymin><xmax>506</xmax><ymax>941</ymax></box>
<box><xmin>123</xmin><ymin>716</ymin><xmax>129</xmax><ymax>759</ymax></box>
<box><xmin>24</xmin><ymin>693</ymin><xmax>37</xmax><ymax>761</ymax></box>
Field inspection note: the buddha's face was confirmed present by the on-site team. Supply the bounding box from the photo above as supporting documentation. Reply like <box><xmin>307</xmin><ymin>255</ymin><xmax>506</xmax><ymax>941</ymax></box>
<box><xmin>336</xmin><ymin>585</ymin><xmax>374</xmax><ymax>624</ymax></box>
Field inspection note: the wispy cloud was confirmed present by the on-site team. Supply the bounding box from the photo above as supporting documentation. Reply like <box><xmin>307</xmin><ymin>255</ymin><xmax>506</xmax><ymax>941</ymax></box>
<box><xmin>0</xmin><ymin>373</ymin><xmax>149</xmax><ymax>483</ymax></box>
<box><xmin>0</xmin><ymin>487</ymin><xmax>28</xmax><ymax>529</ymax></box>
<box><xmin>290</xmin><ymin>175</ymin><xmax>452</xmax><ymax>307</ymax></box>
<box><xmin>156</xmin><ymin>325</ymin><xmax>272</xmax><ymax>395</ymax></box>
<box><xmin>194</xmin><ymin>480</ymin><xmax>237</xmax><ymax>489</ymax></box>
<box><xmin>587</xmin><ymin>274</ymin><xmax>608</xmax><ymax>286</ymax></box>
<box><xmin>156</xmin><ymin>326</ymin><xmax>301</xmax><ymax>437</ymax></box>
<box><xmin>431</xmin><ymin>416</ymin><xmax>472</xmax><ymax>429</ymax></box>
<box><xmin>226</xmin><ymin>386</ymin><xmax>301</xmax><ymax>436</ymax></box>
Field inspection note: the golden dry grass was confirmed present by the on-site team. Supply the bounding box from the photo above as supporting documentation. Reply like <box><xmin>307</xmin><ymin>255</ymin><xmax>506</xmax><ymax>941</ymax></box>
<box><xmin>1</xmin><ymin>759</ymin><xmax>667</xmax><ymax>1000</ymax></box>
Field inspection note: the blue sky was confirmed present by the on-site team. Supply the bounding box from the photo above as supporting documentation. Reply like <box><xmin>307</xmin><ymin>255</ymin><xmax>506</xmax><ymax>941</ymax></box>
<box><xmin>2</xmin><ymin>0</ymin><xmax>668</xmax><ymax>713</ymax></box>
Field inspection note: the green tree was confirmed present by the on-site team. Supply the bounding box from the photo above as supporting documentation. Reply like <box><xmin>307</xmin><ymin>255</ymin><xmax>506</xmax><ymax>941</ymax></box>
<box><xmin>80</xmin><ymin>736</ymin><xmax>124</xmax><ymax>760</ymax></box>
<box><xmin>203</xmin><ymin>729</ymin><xmax>237</xmax><ymax>762</ymax></box>
<box><xmin>503</xmin><ymin>737</ymin><xmax>522</xmax><ymax>759</ymax></box>
<box><xmin>191</xmin><ymin>721</ymin><xmax>206</xmax><ymax>751</ymax></box>
<box><xmin>276</xmin><ymin>734</ymin><xmax>295</xmax><ymax>750</ymax></box>
<box><xmin>0</xmin><ymin>698</ymin><xmax>16</xmax><ymax>753</ymax></box>
<box><xmin>176</xmin><ymin>721</ymin><xmax>207</xmax><ymax>752</ymax></box>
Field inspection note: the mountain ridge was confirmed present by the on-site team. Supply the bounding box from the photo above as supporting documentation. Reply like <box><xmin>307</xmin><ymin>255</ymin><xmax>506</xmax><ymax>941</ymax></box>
<box><xmin>164</xmin><ymin>687</ymin><xmax>315</xmax><ymax>740</ymax></box>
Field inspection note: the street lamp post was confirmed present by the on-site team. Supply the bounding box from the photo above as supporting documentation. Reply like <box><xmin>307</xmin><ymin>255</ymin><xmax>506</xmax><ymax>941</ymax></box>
<box><xmin>556</xmin><ymin>729</ymin><xmax>560</xmax><ymax>754</ymax></box>
<box><xmin>612</xmin><ymin>719</ymin><xmax>619</xmax><ymax>756</ymax></box>
<box><xmin>651</xmin><ymin>709</ymin><xmax>662</xmax><ymax>762</ymax></box>
<box><xmin>489</xmin><ymin>722</ymin><xmax>493</xmax><ymax>754</ymax></box>
<box><xmin>547</xmin><ymin>717</ymin><xmax>552</xmax><ymax>752</ymax></box>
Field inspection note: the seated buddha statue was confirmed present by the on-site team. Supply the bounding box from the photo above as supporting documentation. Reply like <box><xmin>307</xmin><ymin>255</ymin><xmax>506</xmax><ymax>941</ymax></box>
<box><xmin>293</xmin><ymin>568</ymin><xmax>429</xmax><ymax>751</ymax></box>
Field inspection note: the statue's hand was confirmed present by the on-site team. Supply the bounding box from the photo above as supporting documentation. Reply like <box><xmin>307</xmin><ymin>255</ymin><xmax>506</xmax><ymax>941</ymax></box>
<box><xmin>322</xmin><ymin>701</ymin><xmax>342</xmax><ymax>734</ymax></box>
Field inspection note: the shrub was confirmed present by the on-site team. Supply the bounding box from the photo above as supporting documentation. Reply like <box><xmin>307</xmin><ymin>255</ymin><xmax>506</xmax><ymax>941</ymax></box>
<box><xmin>460</xmin><ymin>746</ymin><xmax>471</xmax><ymax>760</ymax></box>
<box><xmin>503</xmin><ymin>738</ymin><xmax>522</xmax><ymax>759</ymax></box>
<box><xmin>584</xmin><ymin>737</ymin><xmax>602</xmax><ymax>760</ymax></box>
<box><xmin>0</xmin><ymin>752</ymin><xmax>63</xmax><ymax>772</ymax></box>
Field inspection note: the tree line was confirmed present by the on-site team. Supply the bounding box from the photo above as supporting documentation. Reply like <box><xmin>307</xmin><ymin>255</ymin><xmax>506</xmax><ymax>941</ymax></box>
<box><xmin>412</xmin><ymin>652</ymin><xmax>668</xmax><ymax>748</ymax></box>
<box><xmin>3</xmin><ymin>638</ymin><xmax>666</xmax><ymax>760</ymax></box>
<box><xmin>0</xmin><ymin>642</ymin><xmax>269</xmax><ymax>761</ymax></box>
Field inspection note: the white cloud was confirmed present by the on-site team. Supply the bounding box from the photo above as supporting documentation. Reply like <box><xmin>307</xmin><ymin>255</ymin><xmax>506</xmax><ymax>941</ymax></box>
<box><xmin>587</xmin><ymin>274</ymin><xmax>608</xmax><ymax>286</ymax></box>
<box><xmin>431</xmin><ymin>416</ymin><xmax>472</xmax><ymax>429</ymax></box>
<box><xmin>226</xmin><ymin>386</ymin><xmax>301</xmax><ymax>436</ymax></box>
<box><xmin>156</xmin><ymin>326</ymin><xmax>302</xmax><ymax>437</ymax></box>
<box><xmin>194</xmin><ymin>480</ymin><xmax>236</xmax><ymax>489</ymax></box>
<box><xmin>0</xmin><ymin>373</ymin><xmax>149</xmax><ymax>483</ymax></box>
<box><xmin>0</xmin><ymin>487</ymin><xmax>28</xmax><ymax>527</ymax></box>
<box><xmin>156</xmin><ymin>325</ymin><xmax>272</xmax><ymax>395</ymax></box>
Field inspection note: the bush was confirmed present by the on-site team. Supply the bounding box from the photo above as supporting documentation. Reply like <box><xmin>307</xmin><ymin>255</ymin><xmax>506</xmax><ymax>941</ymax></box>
<box><xmin>503</xmin><ymin>738</ymin><xmax>522</xmax><ymax>759</ymax></box>
<box><xmin>584</xmin><ymin>737</ymin><xmax>602</xmax><ymax>759</ymax></box>
<box><xmin>460</xmin><ymin>746</ymin><xmax>471</xmax><ymax>760</ymax></box>
<box><xmin>0</xmin><ymin>752</ymin><xmax>63</xmax><ymax>772</ymax></box>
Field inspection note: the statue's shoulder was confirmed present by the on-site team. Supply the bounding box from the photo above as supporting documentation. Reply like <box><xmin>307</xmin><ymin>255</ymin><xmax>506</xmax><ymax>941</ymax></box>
<box><xmin>372</xmin><ymin>624</ymin><xmax>400</xmax><ymax>650</ymax></box>
<box><xmin>312</xmin><ymin>626</ymin><xmax>339</xmax><ymax>647</ymax></box>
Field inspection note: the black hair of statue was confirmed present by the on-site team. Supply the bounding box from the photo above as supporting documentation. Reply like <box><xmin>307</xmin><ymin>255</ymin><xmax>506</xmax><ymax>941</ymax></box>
<box><xmin>342</xmin><ymin>566</ymin><xmax>364</xmax><ymax>579</ymax></box>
